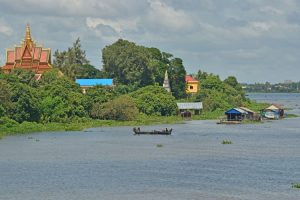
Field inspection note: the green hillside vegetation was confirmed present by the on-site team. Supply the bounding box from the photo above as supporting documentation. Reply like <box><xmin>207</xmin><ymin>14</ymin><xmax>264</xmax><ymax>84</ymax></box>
<box><xmin>0</xmin><ymin>38</ymin><xmax>262</xmax><ymax>137</ymax></box>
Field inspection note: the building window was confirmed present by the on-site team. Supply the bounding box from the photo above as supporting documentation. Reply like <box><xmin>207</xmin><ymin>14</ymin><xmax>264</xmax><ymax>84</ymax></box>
<box><xmin>190</xmin><ymin>86</ymin><xmax>193</xmax><ymax>90</ymax></box>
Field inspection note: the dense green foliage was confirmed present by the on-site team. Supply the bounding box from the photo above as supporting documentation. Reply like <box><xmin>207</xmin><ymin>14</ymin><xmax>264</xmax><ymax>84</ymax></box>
<box><xmin>192</xmin><ymin>71</ymin><xmax>247</xmax><ymax>112</ymax></box>
<box><xmin>102</xmin><ymin>39</ymin><xmax>186</xmax><ymax>98</ymax></box>
<box><xmin>53</xmin><ymin>38</ymin><xmax>103</xmax><ymax>79</ymax></box>
<box><xmin>0</xmin><ymin>38</ymin><xmax>267</xmax><ymax>138</ymax></box>
<box><xmin>130</xmin><ymin>85</ymin><xmax>178</xmax><ymax>116</ymax></box>
<box><xmin>0</xmin><ymin>67</ymin><xmax>179</xmax><ymax>134</ymax></box>
<box><xmin>91</xmin><ymin>95</ymin><xmax>138</xmax><ymax>121</ymax></box>
<box><xmin>292</xmin><ymin>183</ymin><xmax>300</xmax><ymax>189</ymax></box>
<box><xmin>242</xmin><ymin>82</ymin><xmax>300</xmax><ymax>93</ymax></box>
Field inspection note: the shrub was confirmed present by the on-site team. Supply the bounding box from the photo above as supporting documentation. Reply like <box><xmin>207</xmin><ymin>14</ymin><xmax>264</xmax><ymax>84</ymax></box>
<box><xmin>222</xmin><ymin>140</ymin><xmax>232</xmax><ymax>144</ymax></box>
<box><xmin>130</xmin><ymin>85</ymin><xmax>177</xmax><ymax>116</ymax></box>
<box><xmin>292</xmin><ymin>183</ymin><xmax>300</xmax><ymax>189</ymax></box>
<box><xmin>0</xmin><ymin>117</ymin><xmax>19</xmax><ymax>128</ymax></box>
<box><xmin>91</xmin><ymin>95</ymin><xmax>138</xmax><ymax>121</ymax></box>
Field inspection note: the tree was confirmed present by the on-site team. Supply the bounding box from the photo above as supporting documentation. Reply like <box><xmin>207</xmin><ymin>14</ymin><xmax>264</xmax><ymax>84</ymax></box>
<box><xmin>74</xmin><ymin>64</ymin><xmax>103</xmax><ymax>79</ymax></box>
<box><xmin>102</xmin><ymin>39</ymin><xmax>187</xmax><ymax>99</ymax></box>
<box><xmin>53</xmin><ymin>38</ymin><xmax>90</xmax><ymax>79</ymax></box>
<box><xmin>91</xmin><ymin>95</ymin><xmax>138</xmax><ymax>121</ymax></box>
<box><xmin>0</xmin><ymin>80</ymin><xmax>11</xmax><ymax>117</ymax></box>
<box><xmin>8</xmin><ymin>83</ymin><xmax>41</xmax><ymax>122</ymax></box>
<box><xmin>193</xmin><ymin>71</ymin><xmax>247</xmax><ymax>112</ymax></box>
<box><xmin>38</xmin><ymin>69</ymin><xmax>62</xmax><ymax>86</ymax></box>
<box><xmin>39</xmin><ymin>76</ymin><xmax>89</xmax><ymax>122</ymax></box>
<box><xmin>10</xmin><ymin>68</ymin><xmax>36</xmax><ymax>86</ymax></box>
<box><xmin>168</xmin><ymin>58</ymin><xmax>186</xmax><ymax>99</ymax></box>
<box><xmin>102</xmin><ymin>39</ymin><xmax>156</xmax><ymax>87</ymax></box>
<box><xmin>224</xmin><ymin>76</ymin><xmax>242</xmax><ymax>91</ymax></box>
<box><xmin>130</xmin><ymin>85</ymin><xmax>177</xmax><ymax>116</ymax></box>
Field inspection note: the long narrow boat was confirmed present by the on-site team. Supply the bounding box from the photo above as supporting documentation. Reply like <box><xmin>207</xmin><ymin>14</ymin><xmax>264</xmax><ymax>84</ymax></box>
<box><xmin>133</xmin><ymin>127</ymin><xmax>172</xmax><ymax>135</ymax></box>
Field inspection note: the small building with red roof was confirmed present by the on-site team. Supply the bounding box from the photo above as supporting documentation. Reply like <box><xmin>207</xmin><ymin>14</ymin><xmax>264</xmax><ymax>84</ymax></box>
<box><xmin>1</xmin><ymin>24</ymin><xmax>52</xmax><ymax>76</ymax></box>
<box><xmin>185</xmin><ymin>75</ymin><xmax>199</xmax><ymax>93</ymax></box>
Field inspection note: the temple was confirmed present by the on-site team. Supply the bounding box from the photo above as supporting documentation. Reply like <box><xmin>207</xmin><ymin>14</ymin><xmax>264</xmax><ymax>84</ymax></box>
<box><xmin>1</xmin><ymin>24</ymin><xmax>52</xmax><ymax>76</ymax></box>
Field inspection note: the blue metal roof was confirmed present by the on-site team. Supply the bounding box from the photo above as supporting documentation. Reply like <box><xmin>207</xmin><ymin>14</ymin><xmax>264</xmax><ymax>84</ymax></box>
<box><xmin>76</xmin><ymin>79</ymin><xmax>113</xmax><ymax>87</ymax></box>
<box><xmin>225</xmin><ymin>108</ymin><xmax>248</xmax><ymax>115</ymax></box>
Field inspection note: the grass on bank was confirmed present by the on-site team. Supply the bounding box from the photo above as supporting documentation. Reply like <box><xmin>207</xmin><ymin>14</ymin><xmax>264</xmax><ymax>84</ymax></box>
<box><xmin>0</xmin><ymin>101</ymin><xmax>273</xmax><ymax>139</ymax></box>
<box><xmin>0</xmin><ymin>115</ymin><xmax>182</xmax><ymax>138</ymax></box>
<box><xmin>192</xmin><ymin>110</ymin><xmax>224</xmax><ymax>120</ymax></box>
<box><xmin>292</xmin><ymin>183</ymin><xmax>300</xmax><ymax>189</ymax></box>
<box><xmin>286</xmin><ymin>114</ymin><xmax>299</xmax><ymax>118</ymax></box>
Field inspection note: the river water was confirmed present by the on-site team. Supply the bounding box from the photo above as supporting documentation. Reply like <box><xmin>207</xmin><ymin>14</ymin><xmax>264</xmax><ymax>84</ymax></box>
<box><xmin>0</xmin><ymin>93</ymin><xmax>300</xmax><ymax>200</ymax></box>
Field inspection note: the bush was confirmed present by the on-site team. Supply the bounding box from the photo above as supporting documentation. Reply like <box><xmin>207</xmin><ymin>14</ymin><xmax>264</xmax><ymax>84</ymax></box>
<box><xmin>0</xmin><ymin>117</ymin><xmax>19</xmax><ymax>128</ymax></box>
<box><xmin>222</xmin><ymin>140</ymin><xmax>232</xmax><ymax>144</ymax></box>
<box><xmin>91</xmin><ymin>95</ymin><xmax>138</xmax><ymax>121</ymax></box>
<box><xmin>130</xmin><ymin>85</ymin><xmax>177</xmax><ymax>116</ymax></box>
<box><xmin>292</xmin><ymin>183</ymin><xmax>300</xmax><ymax>189</ymax></box>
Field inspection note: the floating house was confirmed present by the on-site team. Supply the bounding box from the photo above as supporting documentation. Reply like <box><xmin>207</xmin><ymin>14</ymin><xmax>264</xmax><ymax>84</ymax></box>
<box><xmin>225</xmin><ymin>108</ymin><xmax>248</xmax><ymax>121</ymax></box>
<box><xmin>262</xmin><ymin>104</ymin><xmax>284</xmax><ymax>119</ymax></box>
<box><xmin>185</xmin><ymin>75</ymin><xmax>199</xmax><ymax>94</ymax></box>
<box><xmin>76</xmin><ymin>79</ymin><xmax>114</xmax><ymax>94</ymax></box>
<box><xmin>177</xmin><ymin>102</ymin><xmax>203</xmax><ymax>116</ymax></box>
<box><xmin>239</xmin><ymin>107</ymin><xmax>260</xmax><ymax>120</ymax></box>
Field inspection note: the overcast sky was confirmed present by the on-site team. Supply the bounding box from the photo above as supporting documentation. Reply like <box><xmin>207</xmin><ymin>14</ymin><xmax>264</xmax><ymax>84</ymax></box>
<box><xmin>0</xmin><ymin>0</ymin><xmax>300</xmax><ymax>83</ymax></box>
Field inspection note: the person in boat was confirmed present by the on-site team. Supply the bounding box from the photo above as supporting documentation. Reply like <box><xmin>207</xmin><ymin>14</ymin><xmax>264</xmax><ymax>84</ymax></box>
<box><xmin>165</xmin><ymin>128</ymin><xmax>168</xmax><ymax>132</ymax></box>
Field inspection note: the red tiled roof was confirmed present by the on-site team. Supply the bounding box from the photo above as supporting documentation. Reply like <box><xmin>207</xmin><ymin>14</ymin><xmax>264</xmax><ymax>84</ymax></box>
<box><xmin>2</xmin><ymin>64</ymin><xmax>13</xmax><ymax>69</ymax></box>
<box><xmin>33</xmin><ymin>47</ymin><xmax>41</xmax><ymax>60</ymax></box>
<box><xmin>23</xmin><ymin>46</ymin><xmax>32</xmax><ymax>58</ymax></box>
<box><xmin>15</xmin><ymin>47</ymin><xmax>22</xmax><ymax>60</ymax></box>
<box><xmin>185</xmin><ymin>75</ymin><xmax>198</xmax><ymax>82</ymax></box>
<box><xmin>40</xmin><ymin>50</ymin><xmax>49</xmax><ymax>63</ymax></box>
<box><xmin>7</xmin><ymin>51</ymin><xmax>14</xmax><ymax>63</ymax></box>
<box><xmin>2</xmin><ymin>25</ymin><xmax>52</xmax><ymax>74</ymax></box>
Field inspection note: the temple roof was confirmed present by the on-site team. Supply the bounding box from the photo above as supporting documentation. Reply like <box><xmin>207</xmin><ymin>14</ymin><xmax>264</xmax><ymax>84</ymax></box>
<box><xmin>2</xmin><ymin>24</ymin><xmax>52</xmax><ymax>73</ymax></box>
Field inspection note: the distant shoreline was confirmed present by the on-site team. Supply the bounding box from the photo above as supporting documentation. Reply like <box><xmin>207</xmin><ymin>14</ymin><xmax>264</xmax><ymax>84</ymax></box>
<box><xmin>246</xmin><ymin>92</ymin><xmax>300</xmax><ymax>93</ymax></box>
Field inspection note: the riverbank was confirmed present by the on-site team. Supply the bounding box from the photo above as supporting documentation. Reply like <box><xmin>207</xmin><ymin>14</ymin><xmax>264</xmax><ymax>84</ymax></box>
<box><xmin>1</xmin><ymin>98</ymin><xmax>297</xmax><ymax>139</ymax></box>
<box><xmin>1</xmin><ymin>108</ymin><xmax>234</xmax><ymax>138</ymax></box>
<box><xmin>0</xmin><ymin>115</ymin><xmax>183</xmax><ymax>139</ymax></box>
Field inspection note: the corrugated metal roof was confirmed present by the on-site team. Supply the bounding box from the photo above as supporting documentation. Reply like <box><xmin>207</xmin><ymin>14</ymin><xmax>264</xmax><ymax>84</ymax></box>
<box><xmin>225</xmin><ymin>108</ymin><xmax>248</xmax><ymax>114</ymax></box>
<box><xmin>76</xmin><ymin>79</ymin><xmax>113</xmax><ymax>87</ymax></box>
<box><xmin>177</xmin><ymin>102</ymin><xmax>203</xmax><ymax>110</ymax></box>
<box><xmin>239</xmin><ymin>107</ymin><xmax>256</xmax><ymax>114</ymax></box>
<box><xmin>266</xmin><ymin>105</ymin><xmax>282</xmax><ymax>110</ymax></box>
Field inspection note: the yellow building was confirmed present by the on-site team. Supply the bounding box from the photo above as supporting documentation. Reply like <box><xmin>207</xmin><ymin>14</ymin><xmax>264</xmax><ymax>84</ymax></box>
<box><xmin>185</xmin><ymin>75</ymin><xmax>199</xmax><ymax>94</ymax></box>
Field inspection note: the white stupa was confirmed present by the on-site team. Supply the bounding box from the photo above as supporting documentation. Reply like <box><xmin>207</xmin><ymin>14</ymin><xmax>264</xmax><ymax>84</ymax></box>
<box><xmin>163</xmin><ymin>70</ymin><xmax>171</xmax><ymax>92</ymax></box>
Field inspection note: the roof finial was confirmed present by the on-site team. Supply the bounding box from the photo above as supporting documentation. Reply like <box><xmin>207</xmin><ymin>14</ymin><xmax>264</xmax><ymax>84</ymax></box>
<box><xmin>25</xmin><ymin>23</ymin><xmax>32</xmax><ymax>42</ymax></box>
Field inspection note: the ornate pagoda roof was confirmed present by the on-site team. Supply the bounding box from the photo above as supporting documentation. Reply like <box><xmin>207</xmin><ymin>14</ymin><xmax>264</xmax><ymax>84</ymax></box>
<box><xmin>2</xmin><ymin>24</ymin><xmax>52</xmax><ymax>74</ymax></box>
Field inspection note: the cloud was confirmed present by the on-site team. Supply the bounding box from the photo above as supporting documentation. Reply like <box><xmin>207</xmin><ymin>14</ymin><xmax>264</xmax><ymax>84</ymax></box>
<box><xmin>0</xmin><ymin>19</ymin><xmax>13</xmax><ymax>36</ymax></box>
<box><xmin>145</xmin><ymin>0</ymin><xmax>194</xmax><ymax>32</ymax></box>
<box><xmin>260</xmin><ymin>6</ymin><xmax>284</xmax><ymax>16</ymax></box>
<box><xmin>1</xmin><ymin>0</ymin><xmax>300</xmax><ymax>82</ymax></box>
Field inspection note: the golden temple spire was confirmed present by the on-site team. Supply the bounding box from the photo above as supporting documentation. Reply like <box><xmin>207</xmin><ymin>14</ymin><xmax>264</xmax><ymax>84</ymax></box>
<box><xmin>25</xmin><ymin>23</ymin><xmax>32</xmax><ymax>43</ymax></box>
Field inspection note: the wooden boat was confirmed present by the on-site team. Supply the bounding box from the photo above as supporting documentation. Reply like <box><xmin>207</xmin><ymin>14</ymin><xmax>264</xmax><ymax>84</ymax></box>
<box><xmin>133</xmin><ymin>127</ymin><xmax>172</xmax><ymax>135</ymax></box>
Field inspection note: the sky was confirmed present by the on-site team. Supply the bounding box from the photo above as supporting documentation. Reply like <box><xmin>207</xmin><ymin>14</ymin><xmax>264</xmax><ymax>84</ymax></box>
<box><xmin>0</xmin><ymin>0</ymin><xmax>300</xmax><ymax>83</ymax></box>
